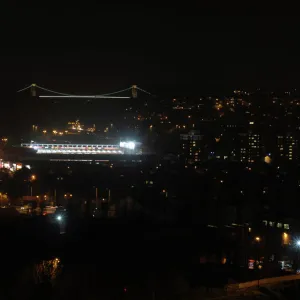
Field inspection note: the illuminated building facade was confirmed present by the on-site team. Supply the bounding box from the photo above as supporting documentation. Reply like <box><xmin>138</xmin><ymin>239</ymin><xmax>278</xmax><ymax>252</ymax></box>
<box><xmin>236</xmin><ymin>132</ymin><xmax>262</xmax><ymax>163</ymax></box>
<box><xmin>0</xmin><ymin>159</ymin><xmax>29</xmax><ymax>171</ymax></box>
<box><xmin>180</xmin><ymin>130</ymin><xmax>203</xmax><ymax>163</ymax></box>
<box><xmin>20</xmin><ymin>141</ymin><xmax>138</xmax><ymax>155</ymax></box>
<box><xmin>276</xmin><ymin>134</ymin><xmax>298</xmax><ymax>161</ymax></box>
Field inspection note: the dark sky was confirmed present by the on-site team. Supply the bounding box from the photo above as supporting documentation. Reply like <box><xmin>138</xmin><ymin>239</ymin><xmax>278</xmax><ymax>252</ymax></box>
<box><xmin>1</xmin><ymin>7</ymin><xmax>300</xmax><ymax>98</ymax></box>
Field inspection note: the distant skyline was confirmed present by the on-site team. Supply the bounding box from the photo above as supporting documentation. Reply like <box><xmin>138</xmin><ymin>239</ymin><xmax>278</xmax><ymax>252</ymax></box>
<box><xmin>1</xmin><ymin>7</ymin><xmax>300</xmax><ymax>133</ymax></box>
<box><xmin>2</xmin><ymin>8</ymin><xmax>300</xmax><ymax>95</ymax></box>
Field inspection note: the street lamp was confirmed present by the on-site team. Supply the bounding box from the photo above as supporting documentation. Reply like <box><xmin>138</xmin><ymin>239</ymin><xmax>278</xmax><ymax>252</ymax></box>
<box><xmin>29</xmin><ymin>175</ymin><xmax>36</xmax><ymax>196</ymax></box>
<box><xmin>254</xmin><ymin>236</ymin><xmax>261</xmax><ymax>288</ymax></box>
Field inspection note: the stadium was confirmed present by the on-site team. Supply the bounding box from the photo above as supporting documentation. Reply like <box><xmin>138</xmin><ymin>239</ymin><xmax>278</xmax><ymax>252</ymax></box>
<box><xmin>20</xmin><ymin>141</ymin><xmax>138</xmax><ymax>155</ymax></box>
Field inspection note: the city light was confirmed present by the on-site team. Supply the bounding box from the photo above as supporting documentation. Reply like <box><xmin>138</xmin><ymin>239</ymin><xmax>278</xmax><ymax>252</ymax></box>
<box><xmin>282</xmin><ymin>232</ymin><xmax>290</xmax><ymax>245</ymax></box>
<box><xmin>36</xmin><ymin>149</ymin><xmax>123</xmax><ymax>154</ymax></box>
<box><xmin>255</xmin><ymin>236</ymin><xmax>261</xmax><ymax>242</ymax></box>
<box><xmin>264</xmin><ymin>156</ymin><xmax>272</xmax><ymax>164</ymax></box>
<box><xmin>21</xmin><ymin>143</ymin><xmax>127</xmax><ymax>155</ymax></box>
<box><xmin>120</xmin><ymin>141</ymin><xmax>135</xmax><ymax>150</ymax></box>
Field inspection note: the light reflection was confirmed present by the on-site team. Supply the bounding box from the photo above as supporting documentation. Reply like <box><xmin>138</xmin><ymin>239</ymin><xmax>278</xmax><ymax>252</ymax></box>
<box><xmin>34</xmin><ymin>257</ymin><xmax>62</xmax><ymax>284</ymax></box>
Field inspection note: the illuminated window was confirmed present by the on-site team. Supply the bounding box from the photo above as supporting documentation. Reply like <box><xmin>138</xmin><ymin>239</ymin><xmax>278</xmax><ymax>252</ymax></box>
<box><xmin>269</xmin><ymin>221</ymin><xmax>274</xmax><ymax>227</ymax></box>
<box><xmin>282</xmin><ymin>232</ymin><xmax>290</xmax><ymax>245</ymax></box>
<box><xmin>284</xmin><ymin>224</ymin><xmax>290</xmax><ymax>230</ymax></box>
<box><xmin>277</xmin><ymin>223</ymin><xmax>282</xmax><ymax>228</ymax></box>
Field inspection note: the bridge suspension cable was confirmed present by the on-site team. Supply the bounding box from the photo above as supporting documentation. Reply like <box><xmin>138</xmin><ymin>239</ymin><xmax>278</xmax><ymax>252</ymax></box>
<box><xmin>136</xmin><ymin>87</ymin><xmax>153</xmax><ymax>96</ymax></box>
<box><xmin>39</xmin><ymin>95</ymin><xmax>130</xmax><ymax>99</ymax></box>
<box><xmin>17</xmin><ymin>85</ymin><xmax>34</xmax><ymax>93</ymax></box>
<box><xmin>17</xmin><ymin>83</ymin><xmax>153</xmax><ymax>98</ymax></box>
<box><xmin>102</xmin><ymin>87</ymin><xmax>133</xmax><ymax>96</ymax></box>
<box><xmin>35</xmin><ymin>85</ymin><xmax>73</xmax><ymax>96</ymax></box>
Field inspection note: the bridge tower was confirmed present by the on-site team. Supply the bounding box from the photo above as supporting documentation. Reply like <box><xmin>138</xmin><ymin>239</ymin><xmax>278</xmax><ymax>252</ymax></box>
<box><xmin>132</xmin><ymin>85</ymin><xmax>137</xmax><ymax>98</ymax></box>
<box><xmin>31</xmin><ymin>83</ymin><xmax>37</xmax><ymax>97</ymax></box>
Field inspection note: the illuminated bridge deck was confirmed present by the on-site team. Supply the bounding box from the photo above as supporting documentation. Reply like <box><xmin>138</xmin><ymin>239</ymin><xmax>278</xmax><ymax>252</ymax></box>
<box><xmin>21</xmin><ymin>143</ymin><xmax>124</xmax><ymax>154</ymax></box>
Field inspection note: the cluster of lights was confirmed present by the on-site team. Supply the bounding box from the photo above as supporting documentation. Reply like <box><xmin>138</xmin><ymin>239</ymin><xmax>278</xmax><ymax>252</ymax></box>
<box><xmin>120</xmin><ymin>141</ymin><xmax>135</xmax><ymax>150</ymax></box>
<box><xmin>23</xmin><ymin>143</ymin><xmax>120</xmax><ymax>150</ymax></box>
<box><xmin>23</xmin><ymin>142</ymin><xmax>138</xmax><ymax>153</ymax></box>
<box><xmin>37</xmin><ymin>149</ymin><xmax>124</xmax><ymax>154</ymax></box>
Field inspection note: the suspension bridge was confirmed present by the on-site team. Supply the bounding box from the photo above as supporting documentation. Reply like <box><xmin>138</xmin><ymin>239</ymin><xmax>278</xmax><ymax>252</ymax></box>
<box><xmin>17</xmin><ymin>84</ymin><xmax>153</xmax><ymax>99</ymax></box>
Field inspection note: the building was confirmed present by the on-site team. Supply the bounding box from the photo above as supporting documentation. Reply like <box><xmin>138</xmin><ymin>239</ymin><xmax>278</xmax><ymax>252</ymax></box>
<box><xmin>180</xmin><ymin>130</ymin><xmax>203</xmax><ymax>164</ymax></box>
<box><xmin>276</xmin><ymin>134</ymin><xmax>298</xmax><ymax>162</ymax></box>
<box><xmin>234</xmin><ymin>132</ymin><xmax>263</xmax><ymax>163</ymax></box>
<box><xmin>20</xmin><ymin>142</ymin><xmax>140</xmax><ymax>155</ymax></box>
<box><xmin>67</xmin><ymin>120</ymin><xmax>84</xmax><ymax>132</ymax></box>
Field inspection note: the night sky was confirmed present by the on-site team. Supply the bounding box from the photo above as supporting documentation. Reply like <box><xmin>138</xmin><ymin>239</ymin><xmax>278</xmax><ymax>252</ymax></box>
<box><xmin>0</xmin><ymin>7</ymin><xmax>299</xmax><ymax>132</ymax></box>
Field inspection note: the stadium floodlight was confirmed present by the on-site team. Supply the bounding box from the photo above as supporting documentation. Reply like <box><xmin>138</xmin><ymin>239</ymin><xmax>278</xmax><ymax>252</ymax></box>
<box><xmin>120</xmin><ymin>141</ymin><xmax>135</xmax><ymax>150</ymax></box>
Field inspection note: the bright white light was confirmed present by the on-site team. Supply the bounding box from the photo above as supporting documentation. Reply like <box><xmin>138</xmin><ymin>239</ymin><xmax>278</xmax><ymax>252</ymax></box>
<box><xmin>120</xmin><ymin>141</ymin><xmax>135</xmax><ymax>150</ymax></box>
<box><xmin>297</xmin><ymin>240</ymin><xmax>300</xmax><ymax>247</ymax></box>
<box><xmin>128</xmin><ymin>142</ymin><xmax>135</xmax><ymax>149</ymax></box>
<box><xmin>37</xmin><ymin>145</ymin><xmax>122</xmax><ymax>155</ymax></box>
<box><xmin>56</xmin><ymin>215</ymin><xmax>62</xmax><ymax>221</ymax></box>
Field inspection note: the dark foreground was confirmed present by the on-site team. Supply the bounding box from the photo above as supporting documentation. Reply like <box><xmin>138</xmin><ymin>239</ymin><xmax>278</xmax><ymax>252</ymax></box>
<box><xmin>1</xmin><ymin>216</ymin><xmax>299</xmax><ymax>299</ymax></box>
